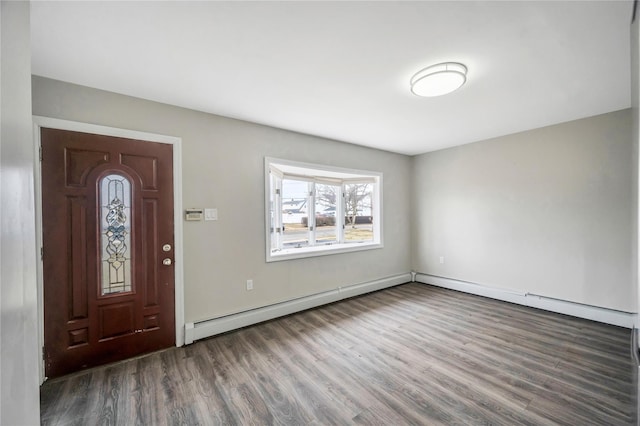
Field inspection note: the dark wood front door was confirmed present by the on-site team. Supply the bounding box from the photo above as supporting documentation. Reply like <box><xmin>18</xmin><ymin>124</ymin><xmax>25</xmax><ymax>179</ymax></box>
<box><xmin>41</xmin><ymin>128</ymin><xmax>175</xmax><ymax>378</ymax></box>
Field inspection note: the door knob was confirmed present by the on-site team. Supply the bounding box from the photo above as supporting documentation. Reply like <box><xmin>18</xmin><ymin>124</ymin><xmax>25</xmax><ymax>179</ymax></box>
<box><xmin>163</xmin><ymin>258</ymin><xmax>172</xmax><ymax>266</ymax></box>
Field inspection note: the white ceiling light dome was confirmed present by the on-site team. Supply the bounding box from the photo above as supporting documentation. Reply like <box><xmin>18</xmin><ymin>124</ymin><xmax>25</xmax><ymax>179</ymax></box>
<box><xmin>410</xmin><ymin>62</ymin><xmax>468</xmax><ymax>97</ymax></box>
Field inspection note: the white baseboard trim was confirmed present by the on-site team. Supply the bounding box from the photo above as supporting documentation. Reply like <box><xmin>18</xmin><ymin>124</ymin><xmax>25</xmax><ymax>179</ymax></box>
<box><xmin>184</xmin><ymin>273</ymin><xmax>412</xmax><ymax>344</ymax></box>
<box><xmin>416</xmin><ymin>273</ymin><xmax>635</xmax><ymax>328</ymax></box>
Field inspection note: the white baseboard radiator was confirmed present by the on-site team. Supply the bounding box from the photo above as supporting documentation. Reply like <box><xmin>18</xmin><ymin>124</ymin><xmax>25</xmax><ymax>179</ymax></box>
<box><xmin>184</xmin><ymin>273</ymin><xmax>412</xmax><ymax>345</ymax></box>
<box><xmin>415</xmin><ymin>273</ymin><xmax>635</xmax><ymax>328</ymax></box>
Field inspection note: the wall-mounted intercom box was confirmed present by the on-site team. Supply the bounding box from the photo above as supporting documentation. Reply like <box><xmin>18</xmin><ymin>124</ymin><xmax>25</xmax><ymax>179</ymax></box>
<box><xmin>185</xmin><ymin>209</ymin><xmax>203</xmax><ymax>221</ymax></box>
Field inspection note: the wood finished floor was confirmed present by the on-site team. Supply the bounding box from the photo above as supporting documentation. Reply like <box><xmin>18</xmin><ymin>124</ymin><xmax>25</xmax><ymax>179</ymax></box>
<box><xmin>41</xmin><ymin>283</ymin><xmax>637</xmax><ymax>425</ymax></box>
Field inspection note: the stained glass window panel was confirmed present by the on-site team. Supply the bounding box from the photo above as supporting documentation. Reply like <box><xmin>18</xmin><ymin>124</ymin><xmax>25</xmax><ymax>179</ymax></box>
<box><xmin>100</xmin><ymin>174</ymin><xmax>132</xmax><ymax>295</ymax></box>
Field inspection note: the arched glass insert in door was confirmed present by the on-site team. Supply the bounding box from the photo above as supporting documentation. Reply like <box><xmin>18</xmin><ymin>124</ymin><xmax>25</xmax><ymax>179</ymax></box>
<box><xmin>100</xmin><ymin>174</ymin><xmax>132</xmax><ymax>295</ymax></box>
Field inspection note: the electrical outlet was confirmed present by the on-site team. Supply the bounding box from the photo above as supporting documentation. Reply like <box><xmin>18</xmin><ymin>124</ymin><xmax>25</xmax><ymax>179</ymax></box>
<box><xmin>439</xmin><ymin>256</ymin><xmax>445</xmax><ymax>264</ymax></box>
<box><xmin>246</xmin><ymin>279</ymin><xmax>254</xmax><ymax>291</ymax></box>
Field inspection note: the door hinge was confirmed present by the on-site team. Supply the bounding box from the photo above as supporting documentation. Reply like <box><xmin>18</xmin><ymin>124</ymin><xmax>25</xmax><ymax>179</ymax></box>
<box><xmin>40</xmin><ymin>247</ymin><xmax>43</xmax><ymax>260</ymax></box>
<box><xmin>42</xmin><ymin>346</ymin><xmax>45</xmax><ymax>361</ymax></box>
<box><xmin>39</xmin><ymin>146</ymin><xmax>43</xmax><ymax>162</ymax></box>
<box><xmin>275</xmin><ymin>189</ymin><xmax>280</xmax><ymax>195</ymax></box>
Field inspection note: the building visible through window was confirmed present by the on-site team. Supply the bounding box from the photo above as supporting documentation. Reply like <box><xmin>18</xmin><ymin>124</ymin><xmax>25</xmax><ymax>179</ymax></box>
<box><xmin>266</xmin><ymin>157</ymin><xmax>382</xmax><ymax>262</ymax></box>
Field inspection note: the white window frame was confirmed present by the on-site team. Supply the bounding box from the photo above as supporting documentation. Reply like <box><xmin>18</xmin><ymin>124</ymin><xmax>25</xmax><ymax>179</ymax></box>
<box><xmin>265</xmin><ymin>157</ymin><xmax>383</xmax><ymax>262</ymax></box>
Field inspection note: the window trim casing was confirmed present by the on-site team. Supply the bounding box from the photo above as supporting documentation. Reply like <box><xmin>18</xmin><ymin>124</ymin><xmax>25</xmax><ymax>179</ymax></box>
<box><xmin>265</xmin><ymin>157</ymin><xmax>383</xmax><ymax>262</ymax></box>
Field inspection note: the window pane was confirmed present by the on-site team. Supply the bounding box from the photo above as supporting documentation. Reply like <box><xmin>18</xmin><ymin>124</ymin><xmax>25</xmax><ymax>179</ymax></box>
<box><xmin>344</xmin><ymin>183</ymin><xmax>374</xmax><ymax>243</ymax></box>
<box><xmin>100</xmin><ymin>174</ymin><xmax>132</xmax><ymax>295</ymax></box>
<box><xmin>282</xmin><ymin>179</ymin><xmax>309</xmax><ymax>249</ymax></box>
<box><xmin>314</xmin><ymin>184</ymin><xmax>338</xmax><ymax>245</ymax></box>
<box><xmin>265</xmin><ymin>157</ymin><xmax>382</xmax><ymax>262</ymax></box>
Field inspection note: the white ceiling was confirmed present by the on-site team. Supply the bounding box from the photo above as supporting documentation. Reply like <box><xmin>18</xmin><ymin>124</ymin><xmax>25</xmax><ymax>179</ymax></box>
<box><xmin>30</xmin><ymin>1</ymin><xmax>633</xmax><ymax>156</ymax></box>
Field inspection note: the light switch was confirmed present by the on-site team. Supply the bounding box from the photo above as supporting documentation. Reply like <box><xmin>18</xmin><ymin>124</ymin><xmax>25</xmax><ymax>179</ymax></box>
<box><xmin>204</xmin><ymin>208</ymin><xmax>218</xmax><ymax>221</ymax></box>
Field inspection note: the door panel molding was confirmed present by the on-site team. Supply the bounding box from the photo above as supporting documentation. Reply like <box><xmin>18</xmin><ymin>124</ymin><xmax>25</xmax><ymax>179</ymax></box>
<box><xmin>33</xmin><ymin>116</ymin><xmax>185</xmax><ymax>383</ymax></box>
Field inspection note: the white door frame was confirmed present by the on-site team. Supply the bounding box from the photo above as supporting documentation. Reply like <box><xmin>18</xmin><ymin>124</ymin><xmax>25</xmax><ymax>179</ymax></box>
<box><xmin>33</xmin><ymin>116</ymin><xmax>185</xmax><ymax>383</ymax></box>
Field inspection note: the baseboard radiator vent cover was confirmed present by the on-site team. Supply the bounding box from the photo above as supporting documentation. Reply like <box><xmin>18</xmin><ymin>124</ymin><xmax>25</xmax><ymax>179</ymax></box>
<box><xmin>415</xmin><ymin>273</ymin><xmax>635</xmax><ymax>328</ymax></box>
<box><xmin>184</xmin><ymin>273</ymin><xmax>411</xmax><ymax>345</ymax></box>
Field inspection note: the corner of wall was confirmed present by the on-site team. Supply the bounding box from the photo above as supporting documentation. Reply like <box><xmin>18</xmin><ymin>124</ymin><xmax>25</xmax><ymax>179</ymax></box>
<box><xmin>0</xmin><ymin>1</ymin><xmax>41</xmax><ymax>424</ymax></box>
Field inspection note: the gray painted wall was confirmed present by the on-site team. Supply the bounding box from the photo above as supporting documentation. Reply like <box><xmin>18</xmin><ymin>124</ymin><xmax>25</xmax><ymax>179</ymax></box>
<box><xmin>633</xmin><ymin>4</ymin><xmax>640</xmax><ymax>330</ymax></box>
<box><xmin>32</xmin><ymin>75</ymin><xmax>637</xmax><ymax>317</ymax></box>
<box><xmin>412</xmin><ymin>109</ymin><xmax>635</xmax><ymax>312</ymax></box>
<box><xmin>0</xmin><ymin>1</ymin><xmax>40</xmax><ymax>424</ymax></box>
<box><xmin>31</xmin><ymin>76</ymin><xmax>413</xmax><ymax>324</ymax></box>
<box><xmin>631</xmin><ymin>11</ymin><xmax>640</xmax><ymax>423</ymax></box>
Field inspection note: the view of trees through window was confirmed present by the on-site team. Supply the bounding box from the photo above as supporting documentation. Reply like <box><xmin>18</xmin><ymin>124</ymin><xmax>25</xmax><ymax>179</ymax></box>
<box><xmin>343</xmin><ymin>183</ymin><xmax>373</xmax><ymax>242</ymax></box>
<box><xmin>278</xmin><ymin>180</ymin><xmax>374</xmax><ymax>250</ymax></box>
<box><xmin>266</xmin><ymin>158</ymin><xmax>382</xmax><ymax>261</ymax></box>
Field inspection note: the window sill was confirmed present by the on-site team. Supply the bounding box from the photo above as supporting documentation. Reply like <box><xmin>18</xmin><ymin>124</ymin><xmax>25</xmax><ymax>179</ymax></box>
<box><xmin>267</xmin><ymin>241</ymin><xmax>383</xmax><ymax>262</ymax></box>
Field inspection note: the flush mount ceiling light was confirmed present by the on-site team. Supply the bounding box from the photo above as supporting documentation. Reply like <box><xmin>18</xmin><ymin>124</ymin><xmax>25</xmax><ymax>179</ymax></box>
<box><xmin>410</xmin><ymin>62</ymin><xmax>468</xmax><ymax>97</ymax></box>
